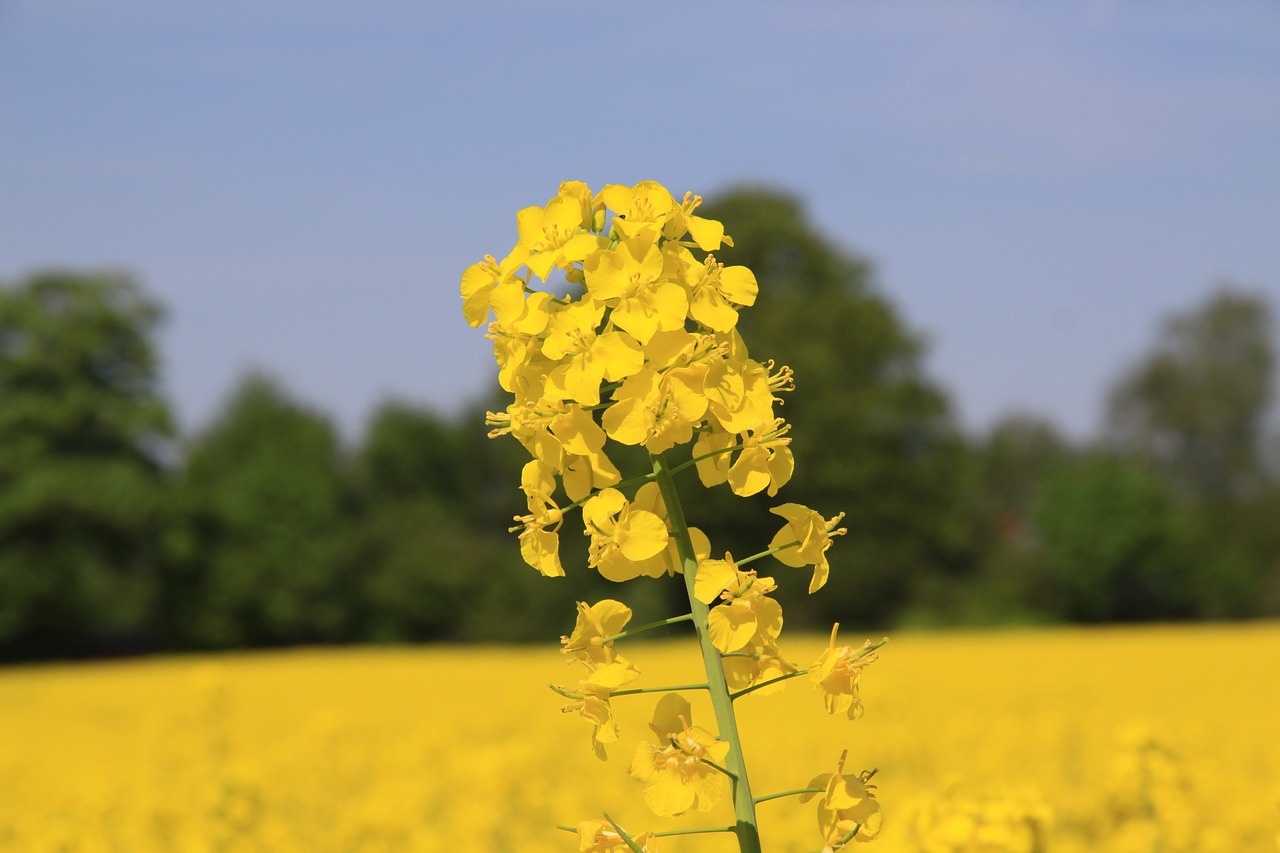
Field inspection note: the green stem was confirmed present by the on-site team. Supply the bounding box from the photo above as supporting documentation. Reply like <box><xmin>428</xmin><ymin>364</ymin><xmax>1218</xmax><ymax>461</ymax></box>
<box><xmin>734</xmin><ymin>539</ymin><xmax>800</xmax><ymax>568</ymax></box>
<box><xmin>667</xmin><ymin>441</ymin><xmax>741</xmax><ymax>477</ymax></box>
<box><xmin>556</xmin><ymin>824</ymin><xmax>737</xmax><ymax>837</ymax></box>
<box><xmin>753</xmin><ymin>786</ymin><xmax>824</xmax><ymax>805</ymax></box>
<box><xmin>549</xmin><ymin>681</ymin><xmax>709</xmax><ymax>701</ymax></box>
<box><xmin>730</xmin><ymin>668</ymin><xmax>809</xmax><ymax>700</ymax></box>
<box><xmin>603</xmin><ymin>812</ymin><xmax>646</xmax><ymax>853</ymax></box>
<box><xmin>652</xmin><ymin>825</ymin><xmax>737</xmax><ymax>837</ymax></box>
<box><xmin>612</xmin><ymin>682</ymin><xmax>709</xmax><ymax>697</ymax></box>
<box><xmin>651</xmin><ymin>451</ymin><xmax>763</xmax><ymax>853</ymax></box>
<box><xmin>603</xmin><ymin>612</ymin><xmax>693</xmax><ymax>643</ymax></box>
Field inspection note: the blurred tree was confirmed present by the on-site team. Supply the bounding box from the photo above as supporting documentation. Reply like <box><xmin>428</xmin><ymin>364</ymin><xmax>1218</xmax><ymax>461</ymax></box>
<box><xmin>352</xmin><ymin>401</ymin><xmax>486</xmax><ymax>641</ymax></box>
<box><xmin>975</xmin><ymin>415</ymin><xmax>1071</xmax><ymax>546</ymax></box>
<box><xmin>922</xmin><ymin>413</ymin><xmax>1074</xmax><ymax>626</ymax></box>
<box><xmin>1034</xmin><ymin>453</ymin><xmax>1197</xmax><ymax>622</ymax></box>
<box><xmin>1107</xmin><ymin>288</ymin><xmax>1275</xmax><ymax>502</ymax></box>
<box><xmin>165</xmin><ymin>373</ymin><xmax>354</xmax><ymax>647</ymax></box>
<box><xmin>697</xmin><ymin>188</ymin><xmax>974</xmax><ymax>627</ymax></box>
<box><xmin>0</xmin><ymin>272</ymin><xmax>171</xmax><ymax>659</ymax></box>
<box><xmin>359</xmin><ymin>400</ymin><xmax>466</xmax><ymax>501</ymax></box>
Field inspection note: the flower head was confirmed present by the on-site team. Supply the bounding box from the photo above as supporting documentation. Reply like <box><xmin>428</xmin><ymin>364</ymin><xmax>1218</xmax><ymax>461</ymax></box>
<box><xmin>560</xmin><ymin>661</ymin><xmax>638</xmax><ymax>760</ymax></box>
<box><xmin>812</xmin><ymin>624</ymin><xmax>882</xmax><ymax>720</ymax></box>
<box><xmin>582</xmin><ymin>488</ymin><xmax>670</xmax><ymax>582</ymax></box>
<box><xmin>693</xmin><ymin>554</ymin><xmax>783</xmax><ymax>654</ymax></box>
<box><xmin>561</xmin><ymin>600</ymin><xmax>633</xmax><ymax>669</ymax></box>
<box><xmin>800</xmin><ymin>751</ymin><xmax>883</xmax><ymax>847</ymax></box>
<box><xmin>511</xmin><ymin>460</ymin><xmax>565</xmax><ymax>577</ymax></box>
<box><xmin>769</xmin><ymin>504</ymin><xmax>846</xmax><ymax>593</ymax></box>
<box><xmin>628</xmin><ymin>694</ymin><xmax>729</xmax><ymax>816</ymax></box>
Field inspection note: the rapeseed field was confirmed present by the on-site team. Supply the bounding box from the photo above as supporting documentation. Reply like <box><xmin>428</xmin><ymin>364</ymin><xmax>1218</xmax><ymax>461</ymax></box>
<box><xmin>1</xmin><ymin>623</ymin><xmax>1278</xmax><ymax>852</ymax></box>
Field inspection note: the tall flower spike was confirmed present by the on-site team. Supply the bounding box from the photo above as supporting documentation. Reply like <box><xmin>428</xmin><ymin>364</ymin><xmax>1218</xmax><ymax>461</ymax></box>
<box><xmin>463</xmin><ymin>182</ymin><xmax>870</xmax><ymax>853</ymax></box>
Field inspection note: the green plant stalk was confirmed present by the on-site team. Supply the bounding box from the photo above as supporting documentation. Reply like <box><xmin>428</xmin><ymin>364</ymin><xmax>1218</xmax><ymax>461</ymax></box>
<box><xmin>651</xmin><ymin>452</ymin><xmax>763</xmax><ymax>853</ymax></box>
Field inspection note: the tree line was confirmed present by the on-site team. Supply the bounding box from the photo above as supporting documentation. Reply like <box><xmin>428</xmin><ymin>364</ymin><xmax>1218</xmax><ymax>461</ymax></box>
<box><xmin>2</xmin><ymin>189</ymin><xmax>1277</xmax><ymax>662</ymax></box>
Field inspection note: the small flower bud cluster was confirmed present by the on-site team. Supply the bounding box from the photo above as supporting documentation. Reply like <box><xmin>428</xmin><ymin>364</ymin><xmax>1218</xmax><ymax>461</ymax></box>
<box><xmin>463</xmin><ymin>181</ymin><xmax>883</xmax><ymax>851</ymax></box>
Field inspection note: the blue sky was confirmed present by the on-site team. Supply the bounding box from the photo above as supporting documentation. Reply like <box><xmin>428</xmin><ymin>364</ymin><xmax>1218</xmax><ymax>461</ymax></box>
<box><xmin>2</xmin><ymin>1</ymin><xmax>1277</xmax><ymax>440</ymax></box>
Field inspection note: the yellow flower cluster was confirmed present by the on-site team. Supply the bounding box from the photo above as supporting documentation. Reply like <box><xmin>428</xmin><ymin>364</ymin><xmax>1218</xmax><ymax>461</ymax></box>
<box><xmin>463</xmin><ymin>181</ymin><xmax>877</xmax><ymax>851</ymax></box>
<box><xmin>470</xmin><ymin>181</ymin><xmax>806</xmax><ymax>580</ymax></box>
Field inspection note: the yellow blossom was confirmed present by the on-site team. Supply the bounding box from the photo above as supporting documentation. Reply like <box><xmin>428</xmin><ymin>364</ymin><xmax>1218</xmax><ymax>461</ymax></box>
<box><xmin>628</xmin><ymin>694</ymin><xmax>729</xmax><ymax>816</ymax></box>
<box><xmin>459</xmin><ymin>249</ymin><xmax>530</xmax><ymax>328</ymax></box>
<box><xmin>727</xmin><ymin>421</ymin><xmax>794</xmax><ymax>497</ymax></box>
<box><xmin>584</xmin><ymin>240</ymin><xmax>688</xmax><ymax>344</ymax></box>
<box><xmin>663</xmin><ymin>191</ymin><xmax>731</xmax><ymax>252</ymax></box>
<box><xmin>560</xmin><ymin>662</ymin><xmax>638</xmax><ymax>760</ymax></box>
<box><xmin>800</xmin><ymin>751</ymin><xmax>883</xmax><ymax>847</ymax></box>
<box><xmin>516</xmin><ymin>184</ymin><xmax>603</xmax><ymax>281</ymax></box>
<box><xmin>560</xmin><ymin>600</ymin><xmax>634</xmax><ymax>669</ymax></box>
<box><xmin>692</xmin><ymin>555</ymin><xmax>784</xmax><ymax>654</ymax></box>
<box><xmin>549</xmin><ymin>406</ymin><xmax>621</xmax><ymax>501</ymax></box>
<box><xmin>702</xmin><ymin>354</ymin><xmax>791</xmax><ymax>435</ymax></box>
<box><xmin>769</xmin><ymin>503</ymin><xmax>846</xmax><ymax>593</ymax></box>
<box><xmin>582</xmin><ymin>488</ymin><xmax>670</xmax><ymax>582</ymax></box>
<box><xmin>722</xmin><ymin>634</ymin><xmax>798</xmax><ymax>697</ymax></box>
<box><xmin>542</xmin><ymin>299</ymin><xmax>645</xmax><ymax>407</ymax></box>
<box><xmin>511</xmin><ymin>460</ymin><xmax>565</xmax><ymax>577</ymax></box>
<box><xmin>600</xmin><ymin>181</ymin><xmax>677</xmax><ymax>243</ymax></box>
<box><xmin>672</xmin><ymin>245</ymin><xmax>758</xmax><ymax>332</ymax></box>
<box><xmin>811</xmin><ymin>624</ymin><xmax>880</xmax><ymax>720</ymax></box>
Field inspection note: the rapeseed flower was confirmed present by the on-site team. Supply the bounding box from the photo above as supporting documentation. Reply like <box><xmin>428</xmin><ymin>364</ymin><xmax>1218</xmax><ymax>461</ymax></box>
<box><xmin>628</xmin><ymin>694</ymin><xmax>729</xmax><ymax>817</ymax></box>
<box><xmin>770</xmin><ymin>504</ymin><xmax>846</xmax><ymax>593</ymax></box>
<box><xmin>801</xmin><ymin>751</ymin><xmax>883</xmax><ymax>847</ymax></box>
<box><xmin>561</xmin><ymin>600</ymin><xmax>634</xmax><ymax>669</ymax></box>
<box><xmin>582</xmin><ymin>488</ymin><xmax>670</xmax><ymax>582</ymax></box>
<box><xmin>561</xmin><ymin>661</ymin><xmax>639</xmax><ymax>760</ymax></box>
<box><xmin>692</xmin><ymin>555</ymin><xmax>783</xmax><ymax>654</ymax></box>
<box><xmin>811</xmin><ymin>624</ymin><xmax>880</xmax><ymax>720</ymax></box>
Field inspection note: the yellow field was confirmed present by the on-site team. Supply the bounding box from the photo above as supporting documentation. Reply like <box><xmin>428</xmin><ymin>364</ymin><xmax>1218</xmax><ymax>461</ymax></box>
<box><xmin>1</xmin><ymin>623</ymin><xmax>1278</xmax><ymax>852</ymax></box>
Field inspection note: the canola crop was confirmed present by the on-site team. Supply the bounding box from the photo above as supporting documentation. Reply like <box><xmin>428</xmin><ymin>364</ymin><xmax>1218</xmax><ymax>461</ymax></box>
<box><xmin>1</xmin><ymin>623</ymin><xmax>1278</xmax><ymax>852</ymax></box>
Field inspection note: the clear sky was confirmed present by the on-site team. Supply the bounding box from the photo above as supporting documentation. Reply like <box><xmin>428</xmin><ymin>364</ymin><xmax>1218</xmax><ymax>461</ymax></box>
<box><xmin>2</xmin><ymin>1</ymin><xmax>1277</xmax><ymax>441</ymax></box>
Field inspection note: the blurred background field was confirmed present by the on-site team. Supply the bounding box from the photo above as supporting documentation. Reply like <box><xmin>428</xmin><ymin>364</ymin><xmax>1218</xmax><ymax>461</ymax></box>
<box><xmin>2</xmin><ymin>623</ymin><xmax>1277</xmax><ymax>852</ymax></box>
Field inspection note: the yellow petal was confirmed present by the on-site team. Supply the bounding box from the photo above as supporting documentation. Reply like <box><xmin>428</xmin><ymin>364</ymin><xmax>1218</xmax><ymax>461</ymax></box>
<box><xmin>643</xmin><ymin>771</ymin><xmax>696</xmax><ymax>817</ymax></box>
<box><xmin>592</xmin><ymin>331</ymin><xmax>645</xmax><ymax>382</ymax></box>
<box><xmin>719</xmin><ymin>265</ymin><xmax>758</xmax><ymax>306</ymax></box>
<box><xmin>708</xmin><ymin>602</ymin><xmax>757</xmax><ymax>653</ymax></box>
<box><xmin>692</xmin><ymin>558</ymin><xmax>737</xmax><ymax>605</ymax></box>
<box><xmin>616</xmin><ymin>509</ymin><xmax>668</xmax><ymax>561</ymax></box>
<box><xmin>649</xmin><ymin>693</ymin><xmax>691</xmax><ymax>738</ymax></box>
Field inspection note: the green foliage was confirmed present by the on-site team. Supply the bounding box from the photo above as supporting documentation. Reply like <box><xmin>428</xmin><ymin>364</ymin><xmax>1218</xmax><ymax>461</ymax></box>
<box><xmin>165</xmin><ymin>373</ymin><xmax>354</xmax><ymax>647</ymax></box>
<box><xmin>1034</xmin><ymin>453</ymin><xmax>1197</xmax><ymax>622</ymax></box>
<box><xmin>0</xmin><ymin>272</ymin><xmax>171</xmax><ymax>659</ymax></box>
<box><xmin>352</xmin><ymin>401</ymin><xmax>490</xmax><ymax>641</ymax></box>
<box><xmin>1107</xmin><ymin>288</ymin><xmax>1275</xmax><ymax>502</ymax></box>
